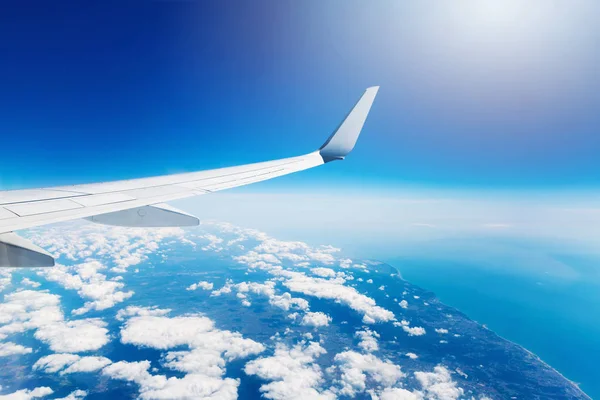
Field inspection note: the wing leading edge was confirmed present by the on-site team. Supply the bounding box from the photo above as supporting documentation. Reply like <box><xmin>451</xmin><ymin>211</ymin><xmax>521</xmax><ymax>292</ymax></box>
<box><xmin>0</xmin><ymin>86</ymin><xmax>379</xmax><ymax>267</ymax></box>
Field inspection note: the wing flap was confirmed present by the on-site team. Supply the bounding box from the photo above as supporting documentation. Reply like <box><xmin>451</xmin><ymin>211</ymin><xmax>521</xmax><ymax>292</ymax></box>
<box><xmin>86</xmin><ymin>203</ymin><xmax>199</xmax><ymax>227</ymax></box>
<box><xmin>0</xmin><ymin>232</ymin><xmax>55</xmax><ymax>268</ymax></box>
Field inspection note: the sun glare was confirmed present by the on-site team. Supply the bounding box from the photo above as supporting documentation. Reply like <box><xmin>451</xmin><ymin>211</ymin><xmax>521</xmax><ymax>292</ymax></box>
<box><xmin>387</xmin><ymin>0</ymin><xmax>600</xmax><ymax>111</ymax></box>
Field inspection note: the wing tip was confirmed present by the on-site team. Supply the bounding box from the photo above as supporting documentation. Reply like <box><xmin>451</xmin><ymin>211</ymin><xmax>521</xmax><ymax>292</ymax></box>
<box><xmin>319</xmin><ymin>86</ymin><xmax>379</xmax><ymax>162</ymax></box>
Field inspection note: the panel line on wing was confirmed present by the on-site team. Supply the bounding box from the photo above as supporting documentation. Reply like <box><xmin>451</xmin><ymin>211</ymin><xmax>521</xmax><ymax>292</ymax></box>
<box><xmin>178</xmin><ymin>161</ymin><xmax>303</xmax><ymax>188</ymax></box>
<box><xmin>6</xmin><ymin>199</ymin><xmax>85</xmax><ymax>217</ymax></box>
<box><xmin>0</xmin><ymin>191</ymin><xmax>89</xmax><ymax>206</ymax></box>
<box><xmin>199</xmin><ymin>168</ymin><xmax>287</xmax><ymax>191</ymax></box>
<box><xmin>70</xmin><ymin>193</ymin><xmax>137</xmax><ymax>207</ymax></box>
<box><xmin>0</xmin><ymin>207</ymin><xmax>19</xmax><ymax>220</ymax></box>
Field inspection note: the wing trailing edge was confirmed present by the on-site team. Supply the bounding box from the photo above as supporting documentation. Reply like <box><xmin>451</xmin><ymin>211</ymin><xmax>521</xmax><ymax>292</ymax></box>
<box><xmin>85</xmin><ymin>203</ymin><xmax>199</xmax><ymax>227</ymax></box>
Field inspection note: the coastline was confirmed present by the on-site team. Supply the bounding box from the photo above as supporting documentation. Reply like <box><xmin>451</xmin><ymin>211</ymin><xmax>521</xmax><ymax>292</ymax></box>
<box><xmin>368</xmin><ymin>259</ymin><xmax>591</xmax><ymax>399</ymax></box>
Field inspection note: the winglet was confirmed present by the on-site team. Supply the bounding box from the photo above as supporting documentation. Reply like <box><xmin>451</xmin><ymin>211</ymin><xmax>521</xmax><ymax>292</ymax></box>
<box><xmin>319</xmin><ymin>86</ymin><xmax>379</xmax><ymax>162</ymax></box>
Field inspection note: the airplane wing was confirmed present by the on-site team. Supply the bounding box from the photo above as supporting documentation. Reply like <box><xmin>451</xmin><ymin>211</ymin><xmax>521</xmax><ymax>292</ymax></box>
<box><xmin>0</xmin><ymin>87</ymin><xmax>379</xmax><ymax>267</ymax></box>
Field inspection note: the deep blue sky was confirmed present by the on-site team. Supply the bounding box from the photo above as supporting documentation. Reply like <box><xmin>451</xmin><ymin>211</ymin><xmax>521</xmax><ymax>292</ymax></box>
<box><xmin>1</xmin><ymin>1</ymin><xmax>599</xmax><ymax>190</ymax></box>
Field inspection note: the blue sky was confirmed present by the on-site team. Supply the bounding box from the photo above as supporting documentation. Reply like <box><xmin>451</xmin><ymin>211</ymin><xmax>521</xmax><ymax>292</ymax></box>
<box><xmin>1</xmin><ymin>1</ymin><xmax>600</xmax><ymax>190</ymax></box>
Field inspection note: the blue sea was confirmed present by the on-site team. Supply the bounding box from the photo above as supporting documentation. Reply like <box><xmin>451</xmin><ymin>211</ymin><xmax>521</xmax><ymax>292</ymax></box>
<box><xmin>388</xmin><ymin>241</ymin><xmax>600</xmax><ymax>399</ymax></box>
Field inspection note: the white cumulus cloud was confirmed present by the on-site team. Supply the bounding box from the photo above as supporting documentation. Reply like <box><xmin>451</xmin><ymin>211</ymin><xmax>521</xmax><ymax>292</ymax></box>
<box><xmin>0</xmin><ymin>290</ymin><xmax>109</xmax><ymax>353</ymax></box>
<box><xmin>0</xmin><ymin>342</ymin><xmax>32</xmax><ymax>357</ymax></box>
<box><xmin>402</xmin><ymin>325</ymin><xmax>426</xmax><ymax>337</ymax></box>
<box><xmin>115</xmin><ymin>306</ymin><xmax>171</xmax><ymax>321</ymax></box>
<box><xmin>355</xmin><ymin>329</ymin><xmax>380</xmax><ymax>353</ymax></box>
<box><xmin>53</xmin><ymin>390</ymin><xmax>87</xmax><ymax>400</ymax></box>
<box><xmin>186</xmin><ymin>281</ymin><xmax>213</xmax><ymax>291</ymax></box>
<box><xmin>34</xmin><ymin>353</ymin><xmax>111</xmax><ymax>375</ymax></box>
<box><xmin>38</xmin><ymin>260</ymin><xmax>133</xmax><ymax>315</ymax></box>
<box><xmin>103</xmin><ymin>360</ymin><xmax>239</xmax><ymax>400</ymax></box>
<box><xmin>20</xmin><ymin>278</ymin><xmax>40</xmax><ymax>288</ymax></box>
<box><xmin>332</xmin><ymin>351</ymin><xmax>405</xmax><ymax>397</ymax></box>
<box><xmin>112</xmin><ymin>311</ymin><xmax>264</xmax><ymax>399</ymax></box>
<box><xmin>244</xmin><ymin>341</ymin><xmax>334</xmax><ymax>400</ymax></box>
<box><xmin>415</xmin><ymin>366</ymin><xmax>464</xmax><ymax>400</ymax></box>
<box><xmin>276</xmin><ymin>271</ymin><xmax>395</xmax><ymax>324</ymax></box>
<box><xmin>300</xmin><ymin>312</ymin><xmax>332</xmax><ymax>328</ymax></box>
<box><xmin>310</xmin><ymin>268</ymin><xmax>336</xmax><ymax>278</ymax></box>
<box><xmin>0</xmin><ymin>387</ymin><xmax>53</xmax><ymax>400</ymax></box>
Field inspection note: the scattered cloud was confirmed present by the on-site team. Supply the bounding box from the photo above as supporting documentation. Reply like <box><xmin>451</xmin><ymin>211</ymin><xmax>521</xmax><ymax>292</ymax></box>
<box><xmin>211</xmin><ymin>280</ymin><xmax>309</xmax><ymax>312</ymax></box>
<box><xmin>186</xmin><ymin>281</ymin><xmax>213</xmax><ymax>291</ymax></box>
<box><xmin>113</xmin><ymin>311</ymin><xmax>264</xmax><ymax>399</ymax></box>
<box><xmin>197</xmin><ymin>234</ymin><xmax>224</xmax><ymax>252</ymax></box>
<box><xmin>0</xmin><ymin>269</ymin><xmax>13</xmax><ymax>293</ymax></box>
<box><xmin>20</xmin><ymin>278</ymin><xmax>40</xmax><ymax>288</ymax></box>
<box><xmin>0</xmin><ymin>290</ymin><xmax>109</xmax><ymax>353</ymax></box>
<box><xmin>37</xmin><ymin>260</ymin><xmax>134</xmax><ymax>315</ymax></box>
<box><xmin>33</xmin><ymin>318</ymin><xmax>109</xmax><ymax>353</ymax></box>
<box><xmin>415</xmin><ymin>366</ymin><xmax>464</xmax><ymax>400</ymax></box>
<box><xmin>301</xmin><ymin>312</ymin><xmax>332</xmax><ymax>328</ymax></box>
<box><xmin>332</xmin><ymin>351</ymin><xmax>405</xmax><ymax>397</ymax></box>
<box><xmin>115</xmin><ymin>306</ymin><xmax>171</xmax><ymax>322</ymax></box>
<box><xmin>276</xmin><ymin>271</ymin><xmax>394</xmax><ymax>324</ymax></box>
<box><xmin>53</xmin><ymin>390</ymin><xmax>87</xmax><ymax>400</ymax></box>
<box><xmin>34</xmin><ymin>353</ymin><xmax>111</xmax><ymax>375</ymax></box>
<box><xmin>377</xmin><ymin>387</ymin><xmax>422</xmax><ymax>400</ymax></box>
<box><xmin>244</xmin><ymin>341</ymin><xmax>334</xmax><ymax>400</ymax></box>
<box><xmin>402</xmin><ymin>326</ymin><xmax>426</xmax><ymax>337</ymax></box>
<box><xmin>120</xmin><ymin>314</ymin><xmax>264</xmax><ymax>360</ymax></box>
<box><xmin>197</xmin><ymin>223</ymin><xmax>396</xmax><ymax>326</ymax></box>
<box><xmin>0</xmin><ymin>387</ymin><xmax>53</xmax><ymax>400</ymax></box>
<box><xmin>394</xmin><ymin>320</ymin><xmax>426</xmax><ymax>337</ymax></box>
<box><xmin>103</xmin><ymin>360</ymin><xmax>240</xmax><ymax>400</ymax></box>
<box><xmin>0</xmin><ymin>342</ymin><xmax>32</xmax><ymax>357</ymax></box>
<box><xmin>61</xmin><ymin>356</ymin><xmax>112</xmax><ymax>375</ymax></box>
<box><xmin>210</xmin><ymin>221</ymin><xmax>340</xmax><ymax>269</ymax></box>
<box><xmin>33</xmin><ymin>354</ymin><xmax>80</xmax><ymax>374</ymax></box>
<box><xmin>355</xmin><ymin>329</ymin><xmax>380</xmax><ymax>353</ymax></box>
<box><xmin>26</xmin><ymin>222</ymin><xmax>188</xmax><ymax>273</ymax></box>
<box><xmin>310</xmin><ymin>268</ymin><xmax>336</xmax><ymax>278</ymax></box>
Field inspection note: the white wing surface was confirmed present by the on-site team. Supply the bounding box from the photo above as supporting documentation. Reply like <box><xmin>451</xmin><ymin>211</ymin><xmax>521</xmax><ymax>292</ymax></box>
<box><xmin>0</xmin><ymin>86</ymin><xmax>379</xmax><ymax>267</ymax></box>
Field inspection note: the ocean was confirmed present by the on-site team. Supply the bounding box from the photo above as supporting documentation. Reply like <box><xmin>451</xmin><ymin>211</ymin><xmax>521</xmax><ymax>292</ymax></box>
<box><xmin>388</xmin><ymin>252</ymin><xmax>600</xmax><ymax>399</ymax></box>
